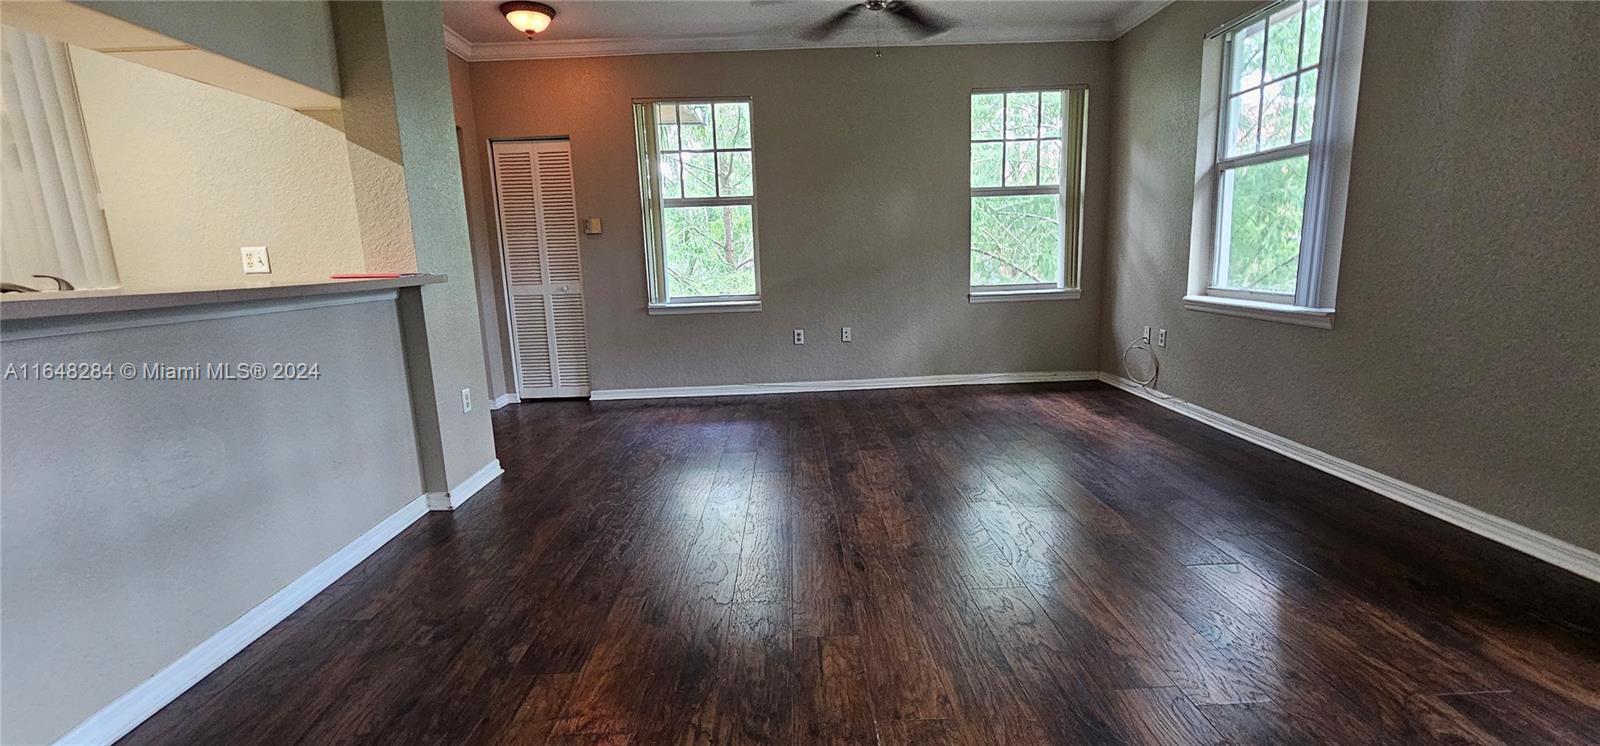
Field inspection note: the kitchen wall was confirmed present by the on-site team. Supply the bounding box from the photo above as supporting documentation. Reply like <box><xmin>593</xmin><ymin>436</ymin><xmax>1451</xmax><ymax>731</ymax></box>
<box><xmin>1102</xmin><ymin>1</ymin><xmax>1600</xmax><ymax>552</ymax></box>
<box><xmin>71</xmin><ymin>47</ymin><xmax>366</xmax><ymax>289</ymax></box>
<box><xmin>0</xmin><ymin>299</ymin><xmax>423</xmax><ymax>744</ymax></box>
<box><xmin>0</xmin><ymin>2</ymin><xmax>501</xmax><ymax>741</ymax></box>
<box><xmin>464</xmin><ymin>42</ymin><xmax>1114</xmax><ymax>391</ymax></box>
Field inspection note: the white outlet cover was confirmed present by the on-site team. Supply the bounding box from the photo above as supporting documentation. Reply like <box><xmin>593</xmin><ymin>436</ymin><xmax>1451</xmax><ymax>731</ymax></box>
<box><xmin>241</xmin><ymin>246</ymin><xmax>271</xmax><ymax>274</ymax></box>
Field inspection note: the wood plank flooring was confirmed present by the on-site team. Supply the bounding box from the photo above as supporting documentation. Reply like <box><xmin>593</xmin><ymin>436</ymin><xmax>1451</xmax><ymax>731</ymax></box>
<box><xmin>123</xmin><ymin>383</ymin><xmax>1600</xmax><ymax>744</ymax></box>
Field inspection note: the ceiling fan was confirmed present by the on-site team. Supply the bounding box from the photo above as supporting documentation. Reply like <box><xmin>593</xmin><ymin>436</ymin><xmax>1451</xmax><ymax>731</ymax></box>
<box><xmin>800</xmin><ymin>0</ymin><xmax>953</xmax><ymax>41</ymax></box>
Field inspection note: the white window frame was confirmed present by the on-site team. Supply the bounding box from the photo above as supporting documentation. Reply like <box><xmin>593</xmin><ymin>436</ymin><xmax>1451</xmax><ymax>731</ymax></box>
<box><xmin>633</xmin><ymin>97</ymin><xmax>762</xmax><ymax>314</ymax></box>
<box><xmin>969</xmin><ymin>86</ymin><xmax>1087</xmax><ymax>303</ymax></box>
<box><xmin>1186</xmin><ymin>0</ymin><xmax>1368</xmax><ymax>329</ymax></box>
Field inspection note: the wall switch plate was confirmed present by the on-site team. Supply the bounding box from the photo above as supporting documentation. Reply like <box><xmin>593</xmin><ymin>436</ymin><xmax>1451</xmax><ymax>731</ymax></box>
<box><xmin>583</xmin><ymin>217</ymin><xmax>602</xmax><ymax>235</ymax></box>
<box><xmin>1142</xmin><ymin>325</ymin><xmax>1152</xmax><ymax>343</ymax></box>
<box><xmin>793</xmin><ymin>329</ymin><xmax>805</xmax><ymax>345</ymax></box>
<box><xmin>461</xmin><ymin>387</ymin><xmax>472</xmax><ymax>413</ymax></box>
<box><xmin>241</xmin><ymin>246</ymin><xmax>271</xmax><ymax>274</ymax></box>
<box><xmin>841</xmin><ymin>326</ymin><xmax>852</xmax><ymax>342</ymax></box>
<box><xmin>1157</xmin><ymin>329</ymin><xmax>1168</xmax><ymax>347</ymax></box>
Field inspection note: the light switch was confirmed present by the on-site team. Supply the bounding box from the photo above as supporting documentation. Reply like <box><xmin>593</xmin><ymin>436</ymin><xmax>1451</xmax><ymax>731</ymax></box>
<box><xmin>583</xmin><ymin>217</ymin><xmax>603</xmax><ymax>235</ymax></box>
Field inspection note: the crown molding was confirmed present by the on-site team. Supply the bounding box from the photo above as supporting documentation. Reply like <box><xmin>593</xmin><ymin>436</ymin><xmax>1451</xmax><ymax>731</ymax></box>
<box><xmin>442</xmin><ymin>23</ymin><xmax>1133</xmax><ymax>63</ymax></box>
<box><xmin>1110</xmin><ymin>0</ymin><xmax>1176</xmax><ymax>39</ymax></box>
<box><xmin>444</xmin><ymin>24</ymin><xmax>475</xmax><ymax>60</ymax></box>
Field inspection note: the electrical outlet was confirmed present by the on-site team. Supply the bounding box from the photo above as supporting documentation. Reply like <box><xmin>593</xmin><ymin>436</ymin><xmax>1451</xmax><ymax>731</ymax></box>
<box><xmin>1158</xmin><ymin>329</ymin><xmax>1168</xmax><ymax>348</ymax></box>
<box><xmin>1142</xmin><ymin>325</ymin><xmax>1152</xmax><ymax>343</ymax></box>
<box><xmin>241</xmin><ymin>246</ymin><xmax>271</xmax><ymax>274</ymax></box>
<box><xmin>793</xmin><ymin>329</ymin><xmax>805</xmax><ymax>345</ymax></box>
<box><xmin>461</xmin><ymin>387</ymin><xmax>472</xmax><ymax>413</ymax></box>
<box><xmin>841</xmin><ymin>326</ymin><xmax>852</xmax><ymax>342</ymax></box>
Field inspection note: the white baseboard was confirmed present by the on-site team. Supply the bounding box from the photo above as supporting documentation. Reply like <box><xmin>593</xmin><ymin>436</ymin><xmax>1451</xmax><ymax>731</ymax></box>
<box><xmin>1097</xmin><ymin>373</ymin><xmax>1600</xmax><ymax>584</ymax></box>
<box><xmin>589</xmin><ymin>370</ymin><xmax>1099</xmax><ymax>401</ymax></box>
<box><xmin>490</xmin><ymin>393</ymin><xmax>518</xmax><ymax>410</ymax></box>
<box><xmin>426</xmin><ymin>459</ymin><xmax>504</xmax><ymax>511</ymax></box>
<box><xmin>53</xmin><ymin>494</ymin><xmax>430</xmax><ymax>746</ymax></box>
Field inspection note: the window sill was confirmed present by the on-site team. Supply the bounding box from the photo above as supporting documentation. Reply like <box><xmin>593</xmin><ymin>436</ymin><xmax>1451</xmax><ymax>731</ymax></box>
<box><xmin>969</xmin><ymin>288</ymin><xmax>1081</xmax><ymax>304</ymax></box>
<box><xmin>647</xmin><ymin>300</ymin><xmax>762</xmax><ymax>316</ymax></box>
<box><xmin>1183</xmin><ymin>294</ymin><xmax>1335</xmax><ymax>329</ymax></box>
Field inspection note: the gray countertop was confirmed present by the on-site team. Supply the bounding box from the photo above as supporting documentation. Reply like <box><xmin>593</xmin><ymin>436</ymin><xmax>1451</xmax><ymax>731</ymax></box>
<box><xmin>0</xmin><ymin>275</ymin><xmax>446</xmax><ymax>322</ymax></box>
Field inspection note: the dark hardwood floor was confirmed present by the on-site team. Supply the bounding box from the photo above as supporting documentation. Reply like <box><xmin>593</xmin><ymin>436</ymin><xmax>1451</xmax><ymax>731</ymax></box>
<box><xmin>124</xmin><ymin>383</ymin><xmax>1600</xmax><ymax>744</ymax></box>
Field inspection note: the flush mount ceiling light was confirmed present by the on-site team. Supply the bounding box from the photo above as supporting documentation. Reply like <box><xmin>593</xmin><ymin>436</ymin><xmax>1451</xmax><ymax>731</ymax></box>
<box><xmin>501</xmin><ymin>1</ymin><xmax>556</xmax><ymax>37</ymax></box>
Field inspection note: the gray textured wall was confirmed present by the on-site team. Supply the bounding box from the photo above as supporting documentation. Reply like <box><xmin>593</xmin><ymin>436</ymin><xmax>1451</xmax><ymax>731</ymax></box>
<box><xmin>381</xmin><ymin>1</ymin><xmax>499</xmax><ymax>487</ymax></box>
<box><xmin>0</xmin><ymin>300</ymin><xmax>423</xmax><ymax>744</ymax></box>
<box><xmin>76</xmin><ymin>0</ymin><xmax>340</xmax><ymax>95</ymax></box>
<box><xmin>449</xmin><ymin>52</ymin><xmax>516</xmax><ymax>402</ymax></box>
<box><xmin>467</xmin><ymin>42</ymin><xmax>1113</xmax><ymax>391</ymax></box>
<box><xmin>332</xmin><ymin>1</ymin><xmax>498</xmax><ymax>490</ymax></box>
<box><xmin>1102</xmin><ymin>1</ymin><xmax>1600</xmax><ymax>552</ymax></box>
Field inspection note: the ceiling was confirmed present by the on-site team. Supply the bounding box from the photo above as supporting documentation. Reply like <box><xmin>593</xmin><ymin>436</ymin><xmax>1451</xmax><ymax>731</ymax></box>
<box><xmin>441</xmin><ymin>0</ymin><xmax>1172</xmax><ymax>61</ymax></box>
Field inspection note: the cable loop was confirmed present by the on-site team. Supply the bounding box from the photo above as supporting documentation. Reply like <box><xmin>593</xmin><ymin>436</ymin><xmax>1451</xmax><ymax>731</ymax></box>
<box><xmin>1122</xmin><ymin>336</ymin><xmax>1159</xmax><ymax>387</ymax></box>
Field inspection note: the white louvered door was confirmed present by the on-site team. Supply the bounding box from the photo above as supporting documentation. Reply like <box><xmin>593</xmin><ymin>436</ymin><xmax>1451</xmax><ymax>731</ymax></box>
<box><xmin>491</xmin><ymin>139</ymin><xmax>590</xmax><ymax>398</ymax></box>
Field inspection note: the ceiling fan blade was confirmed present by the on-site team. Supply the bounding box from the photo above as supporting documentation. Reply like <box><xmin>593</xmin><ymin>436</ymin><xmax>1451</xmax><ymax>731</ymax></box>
<box><xmin>801</xmin><ymin>4</ymin><xmax>863</xmax><ymax>40</ymax></box>
<box><xmin>884</xmin><ymin>1</ymin><xmax>952</xmax><ymax>37</ymax></box>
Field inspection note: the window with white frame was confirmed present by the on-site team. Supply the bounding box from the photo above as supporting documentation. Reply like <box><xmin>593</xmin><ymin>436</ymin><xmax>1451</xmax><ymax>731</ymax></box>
<box><xmin>634</xmin><ymin>99</ymin><xmax>759</xmax><ymax>310</ymax></box>
<box><xmin>969</xmin><ymin>88</ymin><xmax>1086</xmax><ymax>299</ymax></box>
<box><xmin>1188</xmin><ymin>0</ymin><xmax>1367</xmax><ymax>327</ymax></box>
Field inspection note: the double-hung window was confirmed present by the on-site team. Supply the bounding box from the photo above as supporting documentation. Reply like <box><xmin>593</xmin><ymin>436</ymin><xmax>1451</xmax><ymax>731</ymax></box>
<box><xmin>1187</xmin><ymin>0</ymin><xmax>1367</xmax><ymax>327</ymax></box>
<box><xmin>969</xmin><ymin>88</ymin><xmax>1087</xmax><ymax>301</ymax></box>
<box><xmin>634</xmin><ymin>99</ymin><xmax>760</xmax><ymax>313</ymax></box>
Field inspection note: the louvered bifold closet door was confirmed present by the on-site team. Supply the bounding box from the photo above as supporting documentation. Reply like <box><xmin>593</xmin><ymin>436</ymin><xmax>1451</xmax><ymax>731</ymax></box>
<box><xmin>533</xmin><ymin>141</ymin><xmax>589</xmax><ymax>394</ymax></box>
<box><xmin>491</xmin><ymin>139</ymin><xmax>588</xmax><ymax>399</ymax></box>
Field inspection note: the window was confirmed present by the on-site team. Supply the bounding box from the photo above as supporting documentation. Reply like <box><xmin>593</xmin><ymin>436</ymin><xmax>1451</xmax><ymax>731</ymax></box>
<box><xmin>1187</xmin><ymin>0</ymin><xmax>1367</xmax><ymax>327</ymax></box>
<box><xmin>1</xmin><ymin>27</ymin><xmax>119</xmax><ymax>291</ymax></box>
<box><xmin>634</xmin><ymin>99</ymin><xmax>760</xmax><ymax>312</ymax></box>
<box><xmin>969</xmin><ymin>87</ymin><xmax>1086</xmax><ymax>301</ymax></box>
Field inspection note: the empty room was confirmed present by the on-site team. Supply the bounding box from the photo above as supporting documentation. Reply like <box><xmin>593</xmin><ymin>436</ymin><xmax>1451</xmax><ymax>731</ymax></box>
<box><xmin>1</xmin><ymin>0</ymin><xmax>1596</xmax><ymax>744</ymax></box>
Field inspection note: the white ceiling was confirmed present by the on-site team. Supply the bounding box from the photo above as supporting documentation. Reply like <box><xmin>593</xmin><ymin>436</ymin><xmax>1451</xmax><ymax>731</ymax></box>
<box><xmin>441</xmin><ymin>0</ymin><xmax>1172</xmax><ymax>61</ymax></box>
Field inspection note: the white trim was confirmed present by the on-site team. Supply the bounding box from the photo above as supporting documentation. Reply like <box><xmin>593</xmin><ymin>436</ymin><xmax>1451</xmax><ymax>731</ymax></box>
<box><xmin>490</xmin><ymin>393</ymin><xmax>519</xmax><ymax>410</ymax></box>
<box><xmin>647</xmin><ymin>300</ymin><xmax>762</xmax><ymax>315</ymax></box>
<box><xmin>1188</xmin><ymin>0</ymin><xmax>1367</xmax><ymax>312</ymax></box>
<box><xmin>970</xmin><ymin>288</ymin><xmax>1082</xmax><ymax>304</ymax></box>
<box><xmin>52</xmin><ymin>494</ymin><xmax>430</xmax><ymax>746</ymax></box>
<box><xmin>426</xmin><ymin>459</ymin><xmax>504</xmax><ymax>511</ymax></box>
<box><xmin>970</xmin><ymin>185</ymin><xmax>1063</xmax><ymax>198</ymax></box>
<box><xmin>636</xmin><ymin>99</ymin><xmax>763</xmax><ymax>309</ymax></box>
<box><xmin>590</xmin><ymin>371</ymin><xmax>1098</xmax><ymax>401</ymax></box>
<box><xmin>443</xmin><ymin>25</ymin><xmax>474</xmax><ymax>60</ymax></box>
<box><xmin>0</xmin><ymin>290</ymin><xmax>398</xmax><ymax>342</ymax></box>
<box><xmin>1182</xmin><ymin>294</ymin><xmax>1334</xmax><ymax>329</ymax></box>
<box><xmin>1110</xmin><ymin>0</ymin><xmax>1176</xmax><ymax>39</ymax></box>
<box><xmin>662</xmin><ymin>196</ymin><xmax>754</xmax><ymax>209</ymax></box>
<box><xmin>970</xmin><ymin>86</ymin><xmax>1087</xmax><ymax>293</ymax></box>
<box><xmin>1097</xmin><ymin>374</ymin><xmax>1600</xmax><ymax>584</ymax></box>
<box><xmin>443</xmin><ymin>24</ymin><xmax>1148</xmax><ymax>63</ymax></box>
<box><xmin>1215</xmin><ymin>140</ymin><xmax>1313</xmax><ymax>171</ymax></box>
